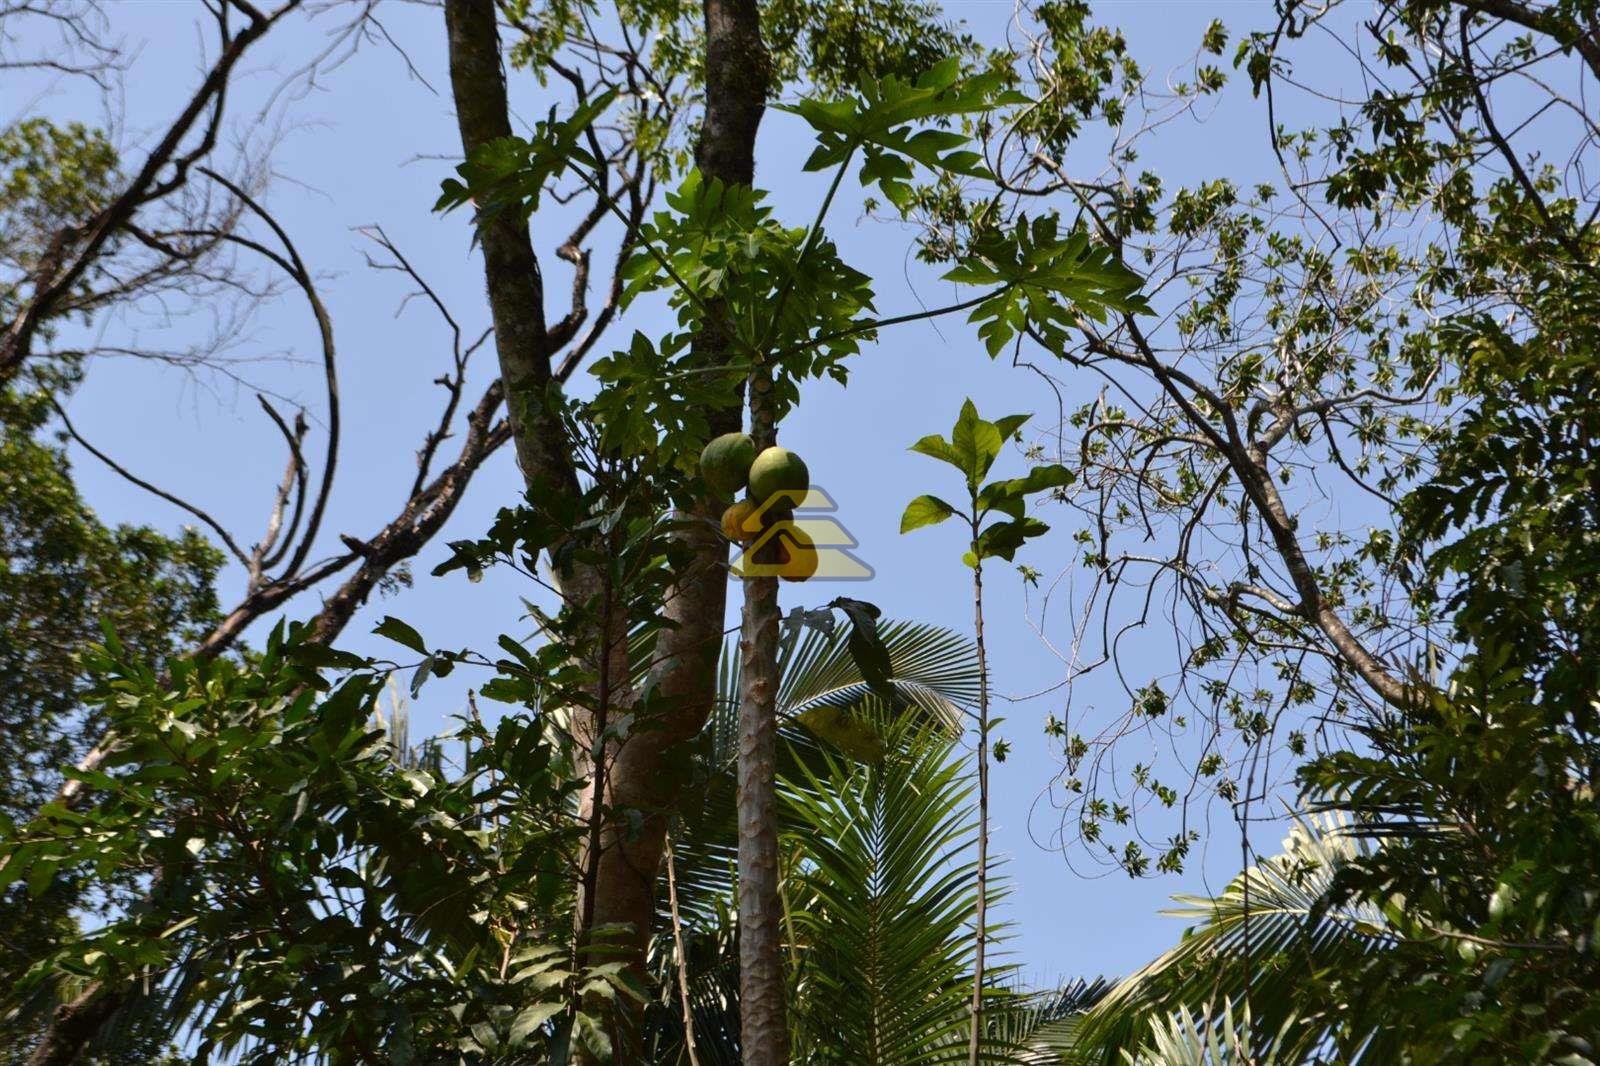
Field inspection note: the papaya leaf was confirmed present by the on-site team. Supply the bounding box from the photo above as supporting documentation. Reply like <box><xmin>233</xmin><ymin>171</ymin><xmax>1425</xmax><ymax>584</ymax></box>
<box><xmin>947</xmin><ymin>215</ymin><xmax>1149</xmax><ymax>355</ymax></box>
<box><xmin>778</xmin><ymin>57</ymin><xmax>1024</xmax><ymax>208</ymax></box>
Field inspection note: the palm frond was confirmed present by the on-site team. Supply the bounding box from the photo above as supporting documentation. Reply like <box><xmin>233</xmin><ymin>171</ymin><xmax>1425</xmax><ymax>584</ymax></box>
<box><xmin>991</xmin><ymin>979</ymin><xmax>1111</xmax><ymax>1065</ymax></box>
<box><xmin>1118</xmin><ymin>1003</ymin><xmax>1298</xmax><ymax>1065</ymax></box>
<box><xmin>669</xmin><ymin>621</ymin><xmax>979</xmax><ymax>930</ymax></box>
<box><xmin>1060</xmin><ymin>813</ymin><xmax>1389</xmax><ymax>1064</ymax></box>
<box><xmin>711</xmin><ymin>620</ymin><xmax>979</xmax><ymax>764</ymax></box>
<box><xmin>782</xmin><ymin>718</ymin><xmax>1012</xmax><ymax>1065</ymax></box>
<box><xmin>644</xmin><ymin>895</ymin><xmax>742</xmax><ymax>1066</ymax></box>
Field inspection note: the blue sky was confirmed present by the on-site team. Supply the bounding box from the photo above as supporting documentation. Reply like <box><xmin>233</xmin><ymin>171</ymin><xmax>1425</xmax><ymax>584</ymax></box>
<box><xmin>13</xmin><ymin>0</ymin><xmax>1313</xmax><ymax>988</ymax></box>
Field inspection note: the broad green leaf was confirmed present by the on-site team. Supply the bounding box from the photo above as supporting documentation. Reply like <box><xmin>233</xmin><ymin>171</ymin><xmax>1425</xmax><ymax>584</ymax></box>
<box><xmin>509</xmin><ymin>1003</ymin><xmax>562</xmax><ymax>1045</ymax></box>
<box><xmin>951</xmin><ymin>399</ymin><xmax>1005</xmax><ymax>487</ymax></box>
<box><xmin>910</xmin><ymin>433</ymin><xmax>964</xmax><ymax>469</ymax></box>
<box><xmin>978</xmin><ymin>463</ymin><xmax>1075</xmax><ymax>516</ymax></box>
<box><xmin>974</xmin><ymin>516</ymin><xmax>1049</xmax><ymax>562</ymax></box>
<box><xmin>901</xmin><ymin>494</ymin><xmax>959</xmax><ymax>532</ymax></box>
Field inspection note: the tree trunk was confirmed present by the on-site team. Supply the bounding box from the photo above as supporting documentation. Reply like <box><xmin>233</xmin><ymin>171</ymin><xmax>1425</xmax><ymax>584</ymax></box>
<box><xmin>443</xmin><ymin>0</ymin><xmax>579</xmax><ymax>514</ymax></box>
<box><xmin>24</xmin><ymin>984</ymin><xmax>123</xmax><ymax>1066</ymax></box>
<box><xmin>572</xmin><ymin>0</ymin><xmax>771</xmax><ymax>1043</ymax></box>
<box><xmin>736</xmin><ymin>362</ymin><xmax>788</xmax><ymax>1065</ymax></box>
<box><xmin>443</xmin><ymin>0</ymin><xmax>769</xmax><ymax>1053</ymax></box>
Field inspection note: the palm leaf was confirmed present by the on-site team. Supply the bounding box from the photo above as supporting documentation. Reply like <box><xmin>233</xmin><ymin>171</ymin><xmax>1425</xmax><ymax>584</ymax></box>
<box><xmin>781</xmin><ymin>717</ymin><xmax>1016</xmax><ymax>1065</ymax></box>
<box><xmin>1052</xmin><ymin>813</ymin><xmax>1390</xmax><ymax>1064</ymax></box>
<box><xmin>667</xmin><ymin>621</ymin><xmax>978</xmax><ymax>930</ymax></box>
<box><xmin>994</xmin><ymin>980</ymin><xmax>1110</xmax><ymax>1065</ymax></box>
<box><xmin>1117</xmin><ymin>1003</ymin><xmax>1299</xmax><ymax>1065</ymax></box>
<box><xmin>643</xmin><ymin>895</ymin><xmax>742</xmax><ymax>1066</ymax></box>
<box><xmin>712</xmin><ymin>619</ymin><xmax>979</xmax><ymax>763</ymax></box>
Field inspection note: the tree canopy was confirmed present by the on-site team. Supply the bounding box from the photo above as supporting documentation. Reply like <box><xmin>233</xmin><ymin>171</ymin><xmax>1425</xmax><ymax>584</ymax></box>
<box><xmin>1</xmin><ymin>0</ymin><xmax>1597</xmax><ymax>1062</ymax></box>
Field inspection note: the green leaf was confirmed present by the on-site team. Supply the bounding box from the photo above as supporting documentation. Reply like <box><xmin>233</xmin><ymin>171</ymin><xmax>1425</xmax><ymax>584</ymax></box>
<box><xmin>829</xmin><ymin>598</ymin><xmax>899</xmax><ymax>707</ymax></box>
<box><xmin>374</xmin><ymin>616</ymin><xmax>427</xmax><ymax>656</ymax></box>
<box><xmin>946</xmin><ymin>215</ymin><xmax>1148</xmax><ymax>355</ymax></box>
<box><xmin>287</xmin><ymin>642</ymin><xmax>369</xmax><ymax>671</ymax></box>
<box><xmin>909</xmin><ymin>433</ymin><xmax>964</xmax><ymax>469</ymax></box>
<box><xmin>26</xmin><ymin>859</ymin><xmax>55</xmax><ymax>898</ymax></box>
<box><xmin>951</xmin><ymin>399</ymin><xmax>1005</xmax><ymax>487</ymax></box>
<box><xmin>777</xmin><ymin>721</ymin><xmax>1006</xmax><ymax>1060</ymax></box>
<box><xmin>776</xmin><ymin>58</ymin><xmax>1024</xmax><ymax>209</ymax></box>
<box><xmin>434</xmin><ymin>88</ymin><xmax>617</xmax><ymax>221</ymax></box>
<box><xmin>509</xmin><ymin>1003</ymin><xmax>561</xmax><ymax>1045</ymax></box>
<box><xmin>992</xmin><ymin>412</ymin><xmax>1031</xmax><ymax>440</ymax></box>
<box><xmin>974</xmin><ymin>516</ymin><xmax>1049</xmax><ymax>562</ymax></box>
<box><xmin>978</xmin><ymin>463</ymin><xmax>1075</xmax><ymax>516</ymax></box>
<box><xmin>900</xmin><ymin>494</ymin><xmax>959</xmax><ymax>533</ymax></box>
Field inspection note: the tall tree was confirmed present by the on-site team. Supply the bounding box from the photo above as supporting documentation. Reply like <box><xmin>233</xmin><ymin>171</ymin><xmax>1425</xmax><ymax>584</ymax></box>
<box><xmin>961</xmin><ymin>0</ymin><xmax>1600</xmax><ymax>1058</ymax></box>
<box><xmin>4</xmin><ymin>0</ymin><xmax>1155</xmax><ymax>1057</ymax></box>
<box><xmin>443</xmin><ymin>0</ymin><xmax>769</xmax><ymax>1049</ymax></box>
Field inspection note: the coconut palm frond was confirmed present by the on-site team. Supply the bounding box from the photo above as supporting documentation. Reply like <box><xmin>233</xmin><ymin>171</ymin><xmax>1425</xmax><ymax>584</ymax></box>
<box><xmin>1118</xmin><ymin>1004</ymin><xmax>1299</xmax><ymax>1065</ymax></box>
<box><xmin>1061</xmin><ymin>813</ymin><xmax>1389</xmax><ymax>1064</ymax></box>
<box><xmin>776</xmin><ymin>620</ymin><xmax>979</xmax><ymax>727</ymax></box>
<box><xmin>989</xmin><ymin>979</ymin><xmax>1111</xmax><ymax>1065</ymax></box>
<box><xmin>782</xmin><ymin>719</ymin><xmax>1012</xmax><ymax>1065</ymax></box>
<box><xmin>710</xmin><ymin>620</ymin><xmax>979</xmax><ymax>765</ymax></box>
<box><xmin>669</xmin><ymin>621</ymin><xmax>979</xmax><ymax>930</ymax></box>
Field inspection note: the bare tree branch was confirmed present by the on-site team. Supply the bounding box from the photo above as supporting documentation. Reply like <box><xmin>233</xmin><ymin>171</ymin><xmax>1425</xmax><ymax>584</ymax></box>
<box><xmin>1</xmin><ymin>0</ymin><xmax>300</xmax><ymax>381</ymax></box>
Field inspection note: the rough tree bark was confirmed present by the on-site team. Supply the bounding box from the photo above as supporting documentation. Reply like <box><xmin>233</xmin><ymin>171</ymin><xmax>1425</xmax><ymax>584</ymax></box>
<box><xmin>443</xmin><ymin>0</ymin><xmax>770</xmax><ymax>1051</ymax></box>
<box><xmin>443</xmin><ymin>0</ymin><xmax>581</xmax><ymax>517</ymax></box>
<box><xmin>581</xmin><ymin>0</ymin><xmax>771</xmax><ymax>1039</ymax></box>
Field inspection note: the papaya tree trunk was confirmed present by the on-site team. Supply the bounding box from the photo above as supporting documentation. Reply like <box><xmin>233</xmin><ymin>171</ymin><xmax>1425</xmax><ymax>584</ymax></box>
<box><xmin>737</xmin><ymin>364</ymin><xmax>789</xmax><ymax>1065</ymax></box>
<box><xmin>577</xmin><ymin>0</ymin><xmax>770</xmax><ymax>1054</ymax></box>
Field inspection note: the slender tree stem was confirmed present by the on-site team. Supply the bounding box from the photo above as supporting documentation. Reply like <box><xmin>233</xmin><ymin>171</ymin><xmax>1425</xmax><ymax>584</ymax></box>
<box><xmin>967</xmin><ymin>516</ymin><xmax>990</xmax><ymax>1066</ymax></box>
<box><xmin>665</xmin><ymin>838</ymin><xmax>702</xmax><ymax>1066</ymax></box>
<box><xmin>575</xmin><ymin>559</ymin><xmax>615</xmax><ymax>1008</ymax></box>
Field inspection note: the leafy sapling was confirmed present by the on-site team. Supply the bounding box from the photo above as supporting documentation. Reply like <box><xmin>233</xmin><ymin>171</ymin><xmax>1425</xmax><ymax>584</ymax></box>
<box><xmin>900</xmin><ymin>398</ymin><xmax>1072</xmax><ymax>1066</ymax></box>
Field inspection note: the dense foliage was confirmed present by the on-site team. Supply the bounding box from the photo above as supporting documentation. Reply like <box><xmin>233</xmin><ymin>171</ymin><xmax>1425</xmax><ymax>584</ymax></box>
<box><xmin>2</xmin><ymin>0</ymin><xmax>1599</xmax><ymax>1062</ymax></box>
